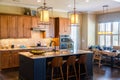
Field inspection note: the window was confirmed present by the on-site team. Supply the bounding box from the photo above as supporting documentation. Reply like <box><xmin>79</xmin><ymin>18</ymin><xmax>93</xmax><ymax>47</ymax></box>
<box><xmin>98</xmin><ymin>22</ymin><xmax>120</xmax><ymax>46</ymax></box>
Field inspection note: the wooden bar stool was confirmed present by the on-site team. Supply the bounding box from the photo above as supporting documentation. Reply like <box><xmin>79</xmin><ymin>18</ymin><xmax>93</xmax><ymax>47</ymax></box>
<box><xmin>77</xmin><ymin>54</ymin><xmax>88</xmax><ymax>80</ymax></box>
<box><xmin>66</xmin><ymin>56</ymin><xmax>77</xmax><ymax>80</ymax></box>
<box><xmin>51</xmin><ymin>57</ymin><xmax>64</xmax><ymax>80</ymax></box>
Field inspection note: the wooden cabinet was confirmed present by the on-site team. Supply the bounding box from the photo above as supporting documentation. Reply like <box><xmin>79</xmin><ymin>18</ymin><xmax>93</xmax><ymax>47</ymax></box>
<box><xmin>17</xmin><ymin>16</ymin><xmax>31</xmax><ymax>38</ymax></box>
<box><xmin>0</xmin><ymin>51</ymin><xmax>19</xmax><ymax>69</ymax></box>
<box><xmin>0</xmin><ymin>51</ymin><xmax>10</xmax><ymax>69</ymax></box>
<box><xmin>0</xmin><ymin>15</ymin><xmax>8</xmax><ymax>38</ymax></box>
<box><xmin>11</xmin><ymin>51</ymin><xmax>19</xmax><ymax>67</ymax></box>
<box><xmin>0</xmin><ymin>15</ymin><xmax>17</xmax><ymax>38</ymax></box>
<box><xmin>8</xmin><ymin>15</ymin><xmax>17</xmax><ymax>38</ymax></box>
<box><xmin>55</xmin><ymin>17</ymin><xmax>71</xmax><ymax>37</ymax></box>
<box><xmin>23</xmin><ymin>16</ymin><xmax>31</xmax><ymax>38</ymax></box>
<box><xmin>32</xmin><ymin>16</ymin><xmax>38</xmax><ymax>28</ymax></box>
<box><xmin>17</xmin><ymin>16</ymin><xmax>24</xmax><ymax>38</ymax></box>
<box><xmin>0</xmin><ymin>14</ymin><xmax>31</xmax><ymax>39</ymax></box>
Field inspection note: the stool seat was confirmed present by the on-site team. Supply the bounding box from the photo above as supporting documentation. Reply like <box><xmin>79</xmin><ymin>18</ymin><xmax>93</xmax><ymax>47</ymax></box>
<box><xmin>66</xmin><ymin>56</ymin><xmax>77</xmax><ymax>80</ymax></box>
<box><xmin>51</xmin><ymin>57</ymin><xmax>64</xmax><ymax>80</ymax></box>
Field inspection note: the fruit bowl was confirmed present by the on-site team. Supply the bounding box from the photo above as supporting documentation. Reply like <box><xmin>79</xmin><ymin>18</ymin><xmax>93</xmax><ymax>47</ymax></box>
<box><xmin>30</xmin><ymin>50</ymin><xmax>46</xmax><ymax>55</ymax></box>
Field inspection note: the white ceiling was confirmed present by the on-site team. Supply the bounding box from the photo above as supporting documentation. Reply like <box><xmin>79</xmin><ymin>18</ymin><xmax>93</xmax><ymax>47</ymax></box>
<box><xmin>0</xmin><ymin>0</ymin><xmax>120</xmax><ymax>13</ymax></box>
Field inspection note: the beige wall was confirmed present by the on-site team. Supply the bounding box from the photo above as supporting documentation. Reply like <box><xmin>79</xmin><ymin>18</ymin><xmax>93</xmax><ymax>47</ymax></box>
<box><xmin>81</xmin><ymin>13</ymin><xmax>88</xmax><ymax>49</ymax></box>
<box><xmin>0</xmin><ymin>5</ymin><xmax>25</xmax><ymax>15</ymax></box>
<box><xmin>0</xmin><ymin>5</ymin><xmax>68</xmax><ymax>17</ymax></box>
<box><xmin>88</xmin><ymin>13</ymin><xmax>96</xmax><ymax>46</ymax></box>
<box><xmin>81</xmin><ymin>13</ymin><xmax>96</xmax><ymax>49</ymax></box>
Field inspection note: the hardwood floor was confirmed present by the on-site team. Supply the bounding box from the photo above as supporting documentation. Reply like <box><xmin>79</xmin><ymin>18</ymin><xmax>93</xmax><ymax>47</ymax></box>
<box><xmin>0</xmin><ymin>65</ymin><xmax>120</xmax><ymax>80</ymax></box>
<box><xmin>93</xmin><ymin>65</ymin><xmax>120</xmax><ymax>80</ymax></box>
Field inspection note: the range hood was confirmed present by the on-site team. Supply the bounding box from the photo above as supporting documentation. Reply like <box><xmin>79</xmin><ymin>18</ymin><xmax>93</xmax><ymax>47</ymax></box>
<box><xmin>31</xmin><ymin>25</ymin><xmax>47</xmax><ymax>31</ymax></box>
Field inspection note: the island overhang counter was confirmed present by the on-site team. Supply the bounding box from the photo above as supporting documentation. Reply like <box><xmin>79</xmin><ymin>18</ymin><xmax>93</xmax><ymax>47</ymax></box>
<box><xmin>19</xmin><ymin>50</ymin><xmax>93</xmax><ymax>80</ymax></box>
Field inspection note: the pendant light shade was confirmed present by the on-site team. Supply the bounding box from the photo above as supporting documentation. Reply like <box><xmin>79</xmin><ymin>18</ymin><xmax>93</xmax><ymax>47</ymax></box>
<box><xmin>40</xmin><ymin>10</ymin><xmax>49</xmax><ymax>23</ymax></box>
<box><xmin>70</xmin><ymin>13</ymin><xmax>79</xmax><ymax>24</ymax></box>
<box><xmin>37</xmin><ymin>0</ymin><xmax>53</xmax><ymax>25</ymax></box>
<box><xmin>68</xmin><ymin>0</ymin><xmax>79</xmax><ymax>26</ymax></box>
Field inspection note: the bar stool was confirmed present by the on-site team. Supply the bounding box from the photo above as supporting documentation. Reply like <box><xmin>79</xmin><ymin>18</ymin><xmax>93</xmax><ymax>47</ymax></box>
<box><xmin>66</xmin><ymin>56</ymin><xmax>77</xmax><ymax>80</ymax></box>
<box><xmin>77</xmin><ymin>54</ymin><xmax>88</xmax><ymax>80</ymax></box>
<box><xmin>51</xmin><ymin>57</ymin><xmax>64</xmax><ymax>80</ymax></box>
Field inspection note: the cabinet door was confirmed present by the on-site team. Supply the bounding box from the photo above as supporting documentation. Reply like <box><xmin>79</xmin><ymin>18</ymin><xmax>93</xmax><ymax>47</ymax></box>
<box><xmin>0</xmin><ymin>15</ymin><xmax>8</xmax><ymax>38</ymax></box>
<box><xmin>8</xmin><ymin>15</ymin><xmax>17</xmax><ymax>38</ymax></box>
<box><xmin>17</xmin><ymin>16</ymin><xmax>24</xmax><ymax>38</ymax></box>
<box><xmin>0</xmin><ymin>51</ymin><xmax>10</xmax><ymax>69</ymax></box>
<box><xmin>59</xmin><ymin>18</ymin><xmax>65</xmax><ymax>35</ymax></box>
<box><xmin>64</xmin><ymin>18</ymin><xmax>71</xmax><ymax>34</ymax></box>
<box><xmin>32</xmin><ymin>17</ymin><xmax>38</xmax><ymax>28</ymax></box>
<box><xmin>59</xmin><ymin>18</ymin><xmax>71</xmax><ymax>35</ymax></box>
<box><xmin>23</xmin><ymin>16</ymin><xmax>31</xmax><ymax>38</ymax></box>
<box><xmin>11</xmin><ymin>51</ymin><xmax>19</xmax><ymax>67</ymax></box>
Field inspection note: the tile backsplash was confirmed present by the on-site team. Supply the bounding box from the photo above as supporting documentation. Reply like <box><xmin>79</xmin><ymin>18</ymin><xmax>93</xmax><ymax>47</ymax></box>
<box><xmin>0</xmin><ymin>31</ymin><xmax>59</xmax><ymax>48</ymax></box>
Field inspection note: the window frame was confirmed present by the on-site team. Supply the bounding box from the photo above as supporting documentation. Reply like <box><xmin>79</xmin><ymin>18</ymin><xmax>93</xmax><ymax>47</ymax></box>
<box><xmin>98</xmin><ymin>22</ymin><xmax>120</xmax><ymax>46</ymax></box>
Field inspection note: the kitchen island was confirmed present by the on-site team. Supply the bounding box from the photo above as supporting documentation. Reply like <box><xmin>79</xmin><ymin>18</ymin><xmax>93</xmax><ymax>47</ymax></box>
<box><xmin>19</xmin><ymin>50</ymin><xmax>93</xmax><ymax>80</ymax></box>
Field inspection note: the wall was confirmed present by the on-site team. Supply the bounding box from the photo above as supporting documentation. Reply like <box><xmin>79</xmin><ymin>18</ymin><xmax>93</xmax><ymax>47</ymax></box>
<box><xmin>88</xmin><ymin>13</ymin><xmax>96</xmax><ymax>46</ymax></box>
<box><xmin>81</xmin><ymin>13</ymin><xmax>96</xmax><ymax>49</ymax></box>
<box><xmin>0</xmin><ymin>5</ymin><xmax>25</xmax><ymax>15</ymax></box>
<box><xmin>0</xmin><ymin>5</ymin><xmax>67</xmax><ymax>48</ymax></box>
<box><xmin>81</xmin><ymin>13</ymin><xmax>88</xmax><ymax>49</ymax></box>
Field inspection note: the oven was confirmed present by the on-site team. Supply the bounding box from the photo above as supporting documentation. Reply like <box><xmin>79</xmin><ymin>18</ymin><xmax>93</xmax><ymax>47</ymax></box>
<box><xmin>59</xmin><ymin>35</ymin><xmax>74</xmax><ymax>52</ymax></box>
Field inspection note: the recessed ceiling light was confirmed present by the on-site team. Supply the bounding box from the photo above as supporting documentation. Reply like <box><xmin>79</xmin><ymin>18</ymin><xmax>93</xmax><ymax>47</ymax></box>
<box><xmin>37</xmin><ymin>0</ymin><xmax>41</xmax><ymax>2</ymax></box>
<box><xmin>86</xmin><ymin>0</ymin><xmax>89</xmax><ymax>2</ymax></box>
<box><xmin>68</xmin><ymin>4</ymin><xmax>72</xmax><ymax>8</ymax></box>
<box><xmin>114</xmin><ymin>0</ymin><xmax>120</xmax><ymax>2</ymax></box>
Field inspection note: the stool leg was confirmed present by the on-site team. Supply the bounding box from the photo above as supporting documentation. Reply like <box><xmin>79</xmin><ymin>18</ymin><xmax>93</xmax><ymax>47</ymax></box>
<box><xmin>51</xmin><ymin>67</ymin><xmax>54</xmax><ymax>80</ymax></box>
<box><xmin>85</xmin><ymin>64</ymin><xmax>89</xmax><ymax>79</ymax></box>
<box><xmin>67</xmin><ymin>65</ymin><xmax>69</xmax><ymax>80</ymax></box>
<box><xmin>73</xmin><ymin>65</ymin><xmax>77</xmax><ymax>80</ymax></box>
<box><xmin>60</xmin><ymin>66</ymin><xmax>64</xmax><ymax>80</ymax></box>
<box><xmin>78</xmin><ymin>64</ymin><xmax>80</xmax><ymax>80</ymax></box>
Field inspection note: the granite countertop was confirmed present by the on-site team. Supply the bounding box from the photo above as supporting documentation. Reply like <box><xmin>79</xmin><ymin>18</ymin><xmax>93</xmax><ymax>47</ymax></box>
<box><xmin>19</xmin><ymin>50</ymin><xmax>93</xmax><ymax>59</ymax></box>
<box><xmin>0</xmin><ymin>46</ymin><xmax>53</xmax><ymax>51</ymax></box>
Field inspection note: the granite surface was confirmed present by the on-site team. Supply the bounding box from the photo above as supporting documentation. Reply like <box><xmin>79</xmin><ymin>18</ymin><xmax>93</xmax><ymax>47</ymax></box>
<box><xmin>19</xmin><ymin>50</ymin><xmax>93</xmax><ymax>59</ymax></box>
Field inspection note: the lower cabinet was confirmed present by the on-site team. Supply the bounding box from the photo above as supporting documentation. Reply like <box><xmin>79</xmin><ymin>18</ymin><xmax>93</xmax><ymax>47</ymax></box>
<box><xmin>0</xmin><ymin>51</ymin><xmax>19</xmax><ymax>69</ymax></box>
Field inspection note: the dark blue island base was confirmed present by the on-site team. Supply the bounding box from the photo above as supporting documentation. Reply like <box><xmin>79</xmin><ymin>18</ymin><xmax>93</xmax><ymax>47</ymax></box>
<box><xmin>19</xmin><ymin>52</ymin><xmax>93</xmax><ymax>80</ymax></box>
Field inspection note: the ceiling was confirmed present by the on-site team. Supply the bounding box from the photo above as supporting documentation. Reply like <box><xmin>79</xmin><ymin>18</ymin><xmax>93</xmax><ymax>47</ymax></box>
<box><xmin>0</xmin><ymin>0</ymin><xmax>120</xmax><ymax>13</ymax></box>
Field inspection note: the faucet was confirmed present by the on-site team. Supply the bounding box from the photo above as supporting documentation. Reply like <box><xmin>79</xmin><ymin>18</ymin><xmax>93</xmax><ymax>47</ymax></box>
<box><xmin>49</xmin><ymin>40</ymin><xmax>56</xmax><ymax>52</ymax></box>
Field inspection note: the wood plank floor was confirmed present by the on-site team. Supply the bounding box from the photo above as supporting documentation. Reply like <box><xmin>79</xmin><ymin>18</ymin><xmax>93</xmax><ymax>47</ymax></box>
<box><xmin>0</xmin><ymin>65</ymin><xmax>120</xmax><ymax>80</ymax></box>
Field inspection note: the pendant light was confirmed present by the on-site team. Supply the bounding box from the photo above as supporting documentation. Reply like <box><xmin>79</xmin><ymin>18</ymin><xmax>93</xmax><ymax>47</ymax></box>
<box><xmin>68</xmin><ymin>0</ymin><xmax>79</xmax><ymax>26</ymax></box>
<box><xmin>37</xmin><ymin>0</ymin><xmax>53</xmax><ymax>25</ymax></box>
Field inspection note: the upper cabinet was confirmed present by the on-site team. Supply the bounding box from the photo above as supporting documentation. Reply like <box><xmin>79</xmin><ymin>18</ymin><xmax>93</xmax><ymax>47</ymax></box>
<box><xmin>17</xmin><ymin>16</ymin><xmax>24</xmax><ymax>38</ymax></box>
<box><xmin>8</xmin><ymin>15</ymin><xmax>17</xmax><ymax>38</ymax></box>
<box><xmin>55</xmin><ymin>17</ymin><xmax>71</xmax><ymax>37</ymax></box>
<box><xmin>23</xmin><ymin>16</ymin><xmax>31</xmax><ymax>38</ymax></box>
<box><xmin>0</xmin><ymin>15</ymin><xmax>8</xmax><ymax>38</ymax></box>
<box><xmin>17</xmin><ymin>16</ymin><xmax>31</xmax><ymax>38</ymax></box>
<box><xmin>0</xmin><ymin>14</ymin><xmax>31</xmax><ymax>39</ymax></box>
<box><xmin>32</xmin><ymin>16</ymin><xmax>38</xmax><ymax>28</ymax></box>
<box><xmin>0</xmin><ymin>15</ymin><xmax>17</xmax><ymax>38</ymax></box>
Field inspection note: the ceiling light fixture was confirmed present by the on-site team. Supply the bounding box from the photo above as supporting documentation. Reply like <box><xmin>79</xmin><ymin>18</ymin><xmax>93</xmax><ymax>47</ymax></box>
<box><xmin>37</xmin><ymin>0</ymin><xmax>53</xmax><ymax>25</ymax></box>
<box><xmin>68</xmin><ymin>0</ymin><xmax>79</xmax><ymax>26</ymax></box>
